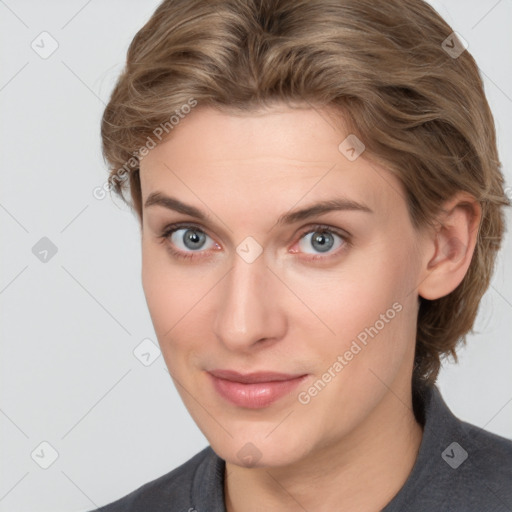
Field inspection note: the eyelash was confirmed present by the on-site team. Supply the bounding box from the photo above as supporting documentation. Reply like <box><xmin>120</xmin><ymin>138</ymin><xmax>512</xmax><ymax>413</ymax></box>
<box><xmin>158</xmin><ymin>222</ymin><xmax>351</xmax><ymax>263</ymax></box>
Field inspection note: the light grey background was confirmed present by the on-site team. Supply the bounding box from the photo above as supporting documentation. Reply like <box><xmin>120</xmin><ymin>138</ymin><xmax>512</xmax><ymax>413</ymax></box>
<box><xmin>0</xmin><ymin>1</ymin><xmax>511</xmax><ymax>510</ymax></box>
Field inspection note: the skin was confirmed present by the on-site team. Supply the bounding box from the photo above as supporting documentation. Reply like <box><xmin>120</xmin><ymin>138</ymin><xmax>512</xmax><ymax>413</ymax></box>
<box><xmin>139</xmin><ymin>104</ymin><xmax>481</xmax><ymax>511</ymax></box>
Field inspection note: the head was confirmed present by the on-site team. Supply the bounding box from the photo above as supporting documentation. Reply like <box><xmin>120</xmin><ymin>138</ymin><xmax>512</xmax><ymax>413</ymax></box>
<box><xmin>101</xmin><ymin>0</ymin><xmax>509</xmax><ymax>467</ymax></box>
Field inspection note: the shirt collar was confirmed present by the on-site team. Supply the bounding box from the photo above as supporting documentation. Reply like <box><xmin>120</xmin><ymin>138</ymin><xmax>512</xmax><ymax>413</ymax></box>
<box><xmin>382</xmin><ymin>384</ymin><xmax>466</xmax><ymax>510</ymax></box>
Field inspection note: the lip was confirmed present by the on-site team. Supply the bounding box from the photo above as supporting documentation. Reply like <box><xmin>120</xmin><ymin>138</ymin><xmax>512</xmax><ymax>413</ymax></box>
<box><xmin>208</xmin><ymin>369</ymin><xmax>308</xmax><ymax>409</ymax></box>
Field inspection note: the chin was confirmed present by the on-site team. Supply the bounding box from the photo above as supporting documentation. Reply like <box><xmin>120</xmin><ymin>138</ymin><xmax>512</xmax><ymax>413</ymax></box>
<box><xmin>211</xmin><ymin>430</ymin><xmax>313</xmax><ymax>469</ymax></box>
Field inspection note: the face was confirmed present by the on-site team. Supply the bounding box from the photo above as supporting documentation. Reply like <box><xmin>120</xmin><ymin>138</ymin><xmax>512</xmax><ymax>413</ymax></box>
<box><xmin>139</xmin><ymin>104</ymin><xmax>426</xmax><ymax>468</ymax></box>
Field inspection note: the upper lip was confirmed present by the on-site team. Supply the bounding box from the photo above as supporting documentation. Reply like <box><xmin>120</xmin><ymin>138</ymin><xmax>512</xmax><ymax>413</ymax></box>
<box><xmin>208</xmin><ymin>369</ymin><xmax>307</xmax><ymax>384</ymax></box>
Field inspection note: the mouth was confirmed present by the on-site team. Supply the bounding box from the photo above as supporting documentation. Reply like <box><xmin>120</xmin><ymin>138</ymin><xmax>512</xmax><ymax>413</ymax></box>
<box><xmin>207</xmin><ymin>369</ymin><xmax>309</xmax><ymax>409</ymax></box>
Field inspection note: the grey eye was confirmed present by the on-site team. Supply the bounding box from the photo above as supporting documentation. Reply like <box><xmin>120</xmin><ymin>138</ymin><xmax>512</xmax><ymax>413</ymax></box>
<box><xmin>298</xmin><ymin>230</ymin><xmax>343</xmax><ymax>254</ymax></box>
<box><xmin>171</xmin><ymin>228</ymin><xmax>211</xmax><ymax>251</ymax></box>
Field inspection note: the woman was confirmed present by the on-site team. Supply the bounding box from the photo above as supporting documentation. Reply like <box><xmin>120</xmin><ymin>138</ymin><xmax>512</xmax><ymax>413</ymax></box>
<box><xmin>94</xmin><ymin>0</ymin><xmax>512</xmax><ymax>510</ymax></box>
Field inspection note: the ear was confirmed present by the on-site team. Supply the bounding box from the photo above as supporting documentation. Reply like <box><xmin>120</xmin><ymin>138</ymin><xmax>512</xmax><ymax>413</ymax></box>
<box><xmin>417</xmin><ymin>192</ymin><xmax>482</xmax><ymax>301</ymax></box>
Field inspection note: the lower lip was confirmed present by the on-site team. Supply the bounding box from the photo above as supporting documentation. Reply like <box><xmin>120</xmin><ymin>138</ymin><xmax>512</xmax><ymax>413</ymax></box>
<box><xmin>209</xmin><ymin>373</ymin><xmax>308</xmax><ymax>409</ymax></box>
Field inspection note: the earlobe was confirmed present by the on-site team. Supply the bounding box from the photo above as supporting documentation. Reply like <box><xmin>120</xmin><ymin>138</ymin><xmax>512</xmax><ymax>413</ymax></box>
<box><xmin>418</xmin><ymin>193</ymin><xmax>482</xmax><ymax>301</ymax></box>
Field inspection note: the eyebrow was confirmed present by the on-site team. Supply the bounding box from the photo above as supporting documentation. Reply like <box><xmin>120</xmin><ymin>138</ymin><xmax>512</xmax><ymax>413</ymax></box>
<box><xmin>144</xmin><ymin>192</ymin><xmax>373</xmax><ymax>225</ymax></box>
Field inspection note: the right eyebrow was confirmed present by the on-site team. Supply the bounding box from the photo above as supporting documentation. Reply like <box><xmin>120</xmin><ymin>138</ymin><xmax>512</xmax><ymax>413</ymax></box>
<box><xmin>144</xmin><ymin>192</ymin><xmax>211</xmax><ymax>221</ymax></box>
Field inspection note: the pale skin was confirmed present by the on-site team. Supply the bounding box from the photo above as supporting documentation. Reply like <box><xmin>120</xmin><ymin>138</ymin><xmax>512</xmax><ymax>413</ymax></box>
<box><xmin>139</xmin><ymin>103</ymin><xmax>481</xmax><ymax>511</ymax></box>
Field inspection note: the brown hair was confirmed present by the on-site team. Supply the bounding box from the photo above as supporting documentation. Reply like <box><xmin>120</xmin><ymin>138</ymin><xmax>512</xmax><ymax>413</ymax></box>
<box><xmin>101</xmin><ymin>0</ymin><xmax>509</xmax><ymax>390</ymax></box>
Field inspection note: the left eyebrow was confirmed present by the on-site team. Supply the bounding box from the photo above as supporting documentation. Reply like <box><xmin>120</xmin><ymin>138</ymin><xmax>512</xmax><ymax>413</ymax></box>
<box><xmin>276</xmin><ymin>198</ymin><xmax>373</xmax><ymax>226</ymax></box>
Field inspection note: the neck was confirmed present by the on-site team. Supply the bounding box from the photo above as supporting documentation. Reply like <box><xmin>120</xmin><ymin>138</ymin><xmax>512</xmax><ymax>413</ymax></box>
<box><xmin>224</xmin><ymin>383</ymin><xmax>424</xmax><ymax>512</ymax></box>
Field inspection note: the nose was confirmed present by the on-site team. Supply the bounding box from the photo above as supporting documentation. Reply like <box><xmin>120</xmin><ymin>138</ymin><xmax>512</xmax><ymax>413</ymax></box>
<box><xmin>212</xmin><ymin>251</ymin><xmax>286</xmax><ymax>352</ymax></box>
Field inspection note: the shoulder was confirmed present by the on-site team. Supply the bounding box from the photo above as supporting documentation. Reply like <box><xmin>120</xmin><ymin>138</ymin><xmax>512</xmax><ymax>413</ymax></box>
<box><xmin>454</xmin><ymin>418</ymin><xmax>512</xmax><ymax>506</ymax></box>
<box><xmin>430</xmin><ymin>423</ymin><xmax>512</xmax><ymax>512</ymax></box>
<box><xmin>429</xmin><ymin>388</ymin><xmax>512</xmax><ymax>511</ymax></box>
<box><xmin>386</xmin><ymin>385</ymin><xmax>512</xmax><ymax>512</ymax></box>
<box><xmin>92</xmin><ymin>446</ymin><xmax>217</xmax><ymax>512</ymax></box>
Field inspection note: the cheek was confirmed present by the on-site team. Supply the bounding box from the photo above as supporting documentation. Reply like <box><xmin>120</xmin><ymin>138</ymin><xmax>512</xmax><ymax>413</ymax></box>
<box><xmin>298</xmin><ymin>242</ymin><xmax>419</xmax><ymax>384</ymax></box>
<box><xmin>290</xmin><ymin>246</ymin><xmax>410</xmax><ymax>340</ymax></box>
<box><xmin>141</xmin><ymin>260</ymin><xmax>189</xmax><ymax>380</ymax></box>
<box><xmin>141</xmin><ymin>240</ymin><xmax>214</xmax><ymax>366</ymax></box>
<box><xmin>141</xmin><ymin>241</ymin><xmax>186</xmax><ymax>345</ymax></box>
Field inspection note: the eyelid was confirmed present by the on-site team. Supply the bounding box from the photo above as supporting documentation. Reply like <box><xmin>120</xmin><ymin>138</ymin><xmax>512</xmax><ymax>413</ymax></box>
<box><xmin>160</xmin><ymin>221</ymin><xmax>351</xmax><ymax>242</ymax></box>
<box><xmin>295</xmin><ymin>223</ymin><xmax>351</xmax><ymax>243</ymax></box>
<box><xmin>160</xmin><ymin>221</ymin><xmax>212</xmax><ymax>240</ymax></box>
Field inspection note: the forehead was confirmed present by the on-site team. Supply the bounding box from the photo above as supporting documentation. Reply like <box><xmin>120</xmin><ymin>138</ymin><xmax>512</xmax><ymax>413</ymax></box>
<box><xmin>139</xmin><ymin>105</ymin><xmax>405</xmax><ymax>218</ymax></box>
<box><xmin>144</xmin><ymin>104</ymin><xmax>346</xmax><ymax>165</ymax></box>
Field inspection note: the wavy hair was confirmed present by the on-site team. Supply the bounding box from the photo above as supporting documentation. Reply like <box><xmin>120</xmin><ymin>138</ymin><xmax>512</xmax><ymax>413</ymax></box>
<box><xmin>101</xmin><ymin>0</ymin><xmax>509</xmax><ymax>392</ymax></box>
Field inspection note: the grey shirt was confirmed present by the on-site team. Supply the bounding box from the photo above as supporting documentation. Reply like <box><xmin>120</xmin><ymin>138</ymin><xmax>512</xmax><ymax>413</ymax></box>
<box><xmin>94</xmin><ymin>385</ymin><xmax>512</xmax><ymax>511</ymax></box>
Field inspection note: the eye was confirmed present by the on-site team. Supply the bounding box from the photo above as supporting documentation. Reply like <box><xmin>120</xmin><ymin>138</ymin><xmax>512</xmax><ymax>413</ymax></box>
<box><xmin>160</xmin><ymin>223</ymin><xmax>220</xmax><ymax>260</ymax></box>
<box><xmin>292</xmin><ymin>225</ymin><xmax>349</xmax><ymax>261</ymax></box>
<box><xmin>159</xmin><ymin>222</ymin><xmax>350</xmax><ymax>262</ymax></box>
